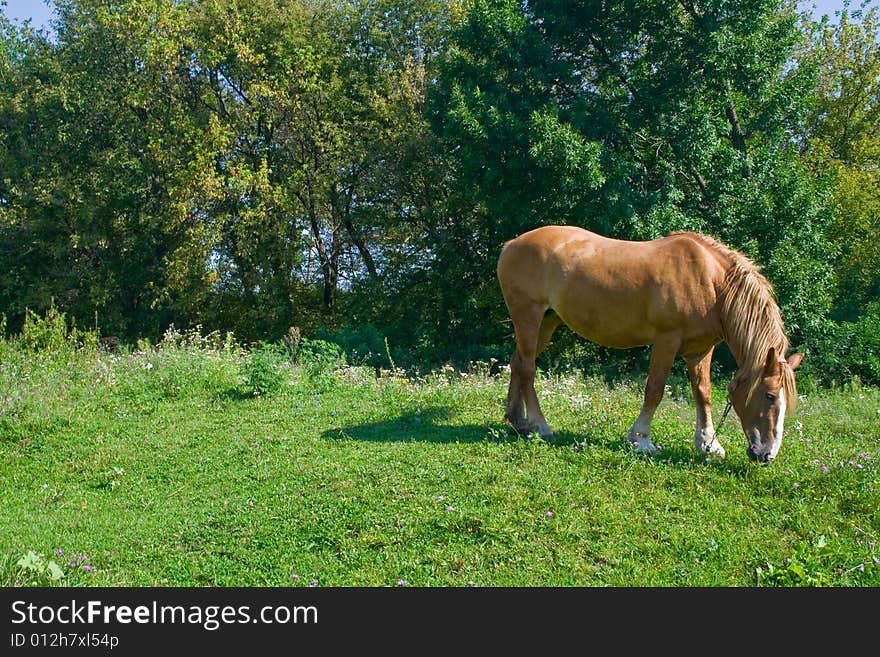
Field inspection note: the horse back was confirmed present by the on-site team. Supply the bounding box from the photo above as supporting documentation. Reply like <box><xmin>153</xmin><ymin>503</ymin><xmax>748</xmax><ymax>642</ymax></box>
<box><xmin>498</xmin><ymin>225</ymin><xmax>726</xmax><ymax>350</ymax></box>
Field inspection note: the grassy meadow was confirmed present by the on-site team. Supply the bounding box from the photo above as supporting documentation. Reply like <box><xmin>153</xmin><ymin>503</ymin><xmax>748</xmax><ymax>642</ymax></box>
<box><xmin>1</xmin><ymin>320</ymin><xmax>878</xmax><ymax>587</ymax></box>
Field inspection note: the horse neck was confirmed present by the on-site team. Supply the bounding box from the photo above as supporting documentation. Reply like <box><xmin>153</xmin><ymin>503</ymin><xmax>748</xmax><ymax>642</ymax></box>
<box><xmin>728</xmin><ymin>340</ymin><xmax>770</xmax><ymax>384</ymax></box>
<box><xmin>717</xmin><ymin>276</ymin><xmax>789</xmax><ymax>383</ymax></box>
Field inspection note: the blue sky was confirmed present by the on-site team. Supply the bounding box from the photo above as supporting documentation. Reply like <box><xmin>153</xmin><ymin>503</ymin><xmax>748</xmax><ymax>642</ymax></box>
<box><xmin>0</xmin><ymin>0</ymin><xmax>863</xmax><ymax>30</ymax></box>
<box><xmin>2</xmin><ymin>1</ymin><xmax>56</xmax><ymax>29</ymax></box>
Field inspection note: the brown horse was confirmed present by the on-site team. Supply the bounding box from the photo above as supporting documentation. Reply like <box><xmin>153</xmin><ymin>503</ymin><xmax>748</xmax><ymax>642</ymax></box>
<box><xmin>497</xmin><ymin>225</ymin><xmax>803</xmax><ymax>463</ymax></box>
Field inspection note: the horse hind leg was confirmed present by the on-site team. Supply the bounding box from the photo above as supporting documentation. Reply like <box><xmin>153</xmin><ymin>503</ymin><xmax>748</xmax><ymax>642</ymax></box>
<box><xmin>505</xmin><ymin>307</ymin><xmax>561</xmax><ymax>440</ymax></box>
<box><xmin>505</xmin><ymin>351</ymin><xmax>527</xmax><ymax>431</ymax></box>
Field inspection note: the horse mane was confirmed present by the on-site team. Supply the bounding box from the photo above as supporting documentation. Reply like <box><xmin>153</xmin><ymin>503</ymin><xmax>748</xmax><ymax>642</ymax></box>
<box><xmin>670</xmin><ymin>231</ymin><xmax>797</xmax><ymax>413</ymax></box>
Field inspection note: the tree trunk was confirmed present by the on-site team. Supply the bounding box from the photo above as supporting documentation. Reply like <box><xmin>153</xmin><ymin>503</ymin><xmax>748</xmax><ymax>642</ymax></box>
<box><xmin>344</xmin><ymin>216</ymin><xmax>378</xmax><ymax>278</ymax></box>
<box><xmin>725</xmin><ymin>81</ymin><xmax>752</xmax><ymax>178</ymax></box>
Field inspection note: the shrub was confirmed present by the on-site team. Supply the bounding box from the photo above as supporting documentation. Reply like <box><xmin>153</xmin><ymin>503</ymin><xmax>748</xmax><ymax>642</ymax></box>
<box><xmin>243</xmin><ymin>342</ymin><xmax>289</xmax><ymax>396</ymax></box>
<box><xmin>296</xmin><ymin>338</ymin><xmax>346</xmax><ymax>373</ymax></box>
<box><xmin>19</xmin><ymin>305</ymin><xmax>97</xmax><ymax>353</ymax></box>
<box><xmin>805</xmin><ymin>303</ymin><xmax>880</xmax><ymax>387</ymax></box>
<box><xmin>315</xmin><ymin>324</ymin><xmax>386</xmax><ymax>368</ymax></box>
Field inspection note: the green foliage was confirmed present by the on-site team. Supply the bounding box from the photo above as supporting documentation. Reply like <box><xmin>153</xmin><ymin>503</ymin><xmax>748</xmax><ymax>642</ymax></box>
<box><xmin>242</xmin><ymin>342</ymin><xmax>289</xmax><ymax>396</ymax></box>
<box><xmin>296</xmin><ymin>338</ymin><xmax>346</xmax><ymax>373</ymax></box>
<box><xmin>0</xmin><ymin>0</ymin><xmax>877</xmax><ymax>386</ymax></box>
<box><xmin>805</xmin><ymin>303</ymin><xmax>880</xmax><ymax>386</ymax></box>
<box><xmin>801</xmin><ymin>4</ymin><xmax>880</xmax><ymax>321</ymax></box>
<box><xmin>756</xmin><ymin>534</ymin><xmax>835</xmax><ymax>586</ymax></box>
<box><xmin>0</xmin><ymin>0</ymin><xmax>452</xmax><ymax>341</ymax></box>
<box><xmin>424</xmin><ymin>0</ymin><xmax>839</xmax><ymax>363</ymax></box>
<box><xmin>316</xmin><ymin>324</ymin><xmax>387</xmax><ymax>368</ymax></box>
<box><xmin>114</xmin><ymin>325</ymin><xmax>242</xmax><ymax>401</ymax></box>
<box><xmin>9</xmin><ymin>550</ymin><xmax>66</xmax><ymax>586</ymax></box>
<box><xmin>19</xmin><ymin>304</ymin><xmax>97</xmax><ymax>353</ymax></box>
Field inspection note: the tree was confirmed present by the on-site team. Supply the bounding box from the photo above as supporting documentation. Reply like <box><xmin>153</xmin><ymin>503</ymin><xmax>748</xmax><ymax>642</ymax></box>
<box><xmin>429</xmin><ymin>0</ymin><xmax>836</xmax><ymax>356</ymax></box>
<box><xmin>0</xmin><ymin>0</ymin><xmax>225</xmax><ymax>337</ymax></box>
<box><xmin>800</xmin><ymin>1</ymin><xmax>880</xmax><ymax>319</ymax></box>
<box><xmin>0</xmin><ymin>0</ymin><xmax>455</xmax><ymax>342</ymax></box>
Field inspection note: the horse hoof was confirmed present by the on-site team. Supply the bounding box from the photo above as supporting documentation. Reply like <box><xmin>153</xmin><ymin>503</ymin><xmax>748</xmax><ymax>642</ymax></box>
<box><xmin>533</xmin><ymin>422</ymin><xmax>554</xmax><ymax>441</ymax></box>
<box><xmin>522</xmin><ymin>422</ymin><xmax>554</xmax><ymax>442</ymax></box>
<box><xmin>696</xmin><ymin>438</ymin><xmax>726</xmax><ymax>460</ymax></box>
<box><xmin>629</xmin><ymin>434</ymin><xmax>657</xmax><ymax>455</ymax></box>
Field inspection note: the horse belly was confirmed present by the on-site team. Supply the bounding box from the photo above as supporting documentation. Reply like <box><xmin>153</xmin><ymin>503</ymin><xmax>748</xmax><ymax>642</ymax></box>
<box><xmin>549</xmin><ymin>274</ymin><xmax>657</xmax><ymax>348</ymax></box>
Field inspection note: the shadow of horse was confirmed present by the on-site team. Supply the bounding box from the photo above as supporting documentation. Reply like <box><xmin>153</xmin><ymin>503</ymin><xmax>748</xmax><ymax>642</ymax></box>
<box><xmin>320</xmin><ymin>405</ymin><xmax>756</xmax><ymax>475</ymax></box>
<box><xmin>320</xmin><ymin>405</ymin><xmax>671</xmax><ymax>452</ymax></box>
<box><xmin>320</xmin><ymin>406</ymin><xmax>521</xmax><ymax>444</ymax></box>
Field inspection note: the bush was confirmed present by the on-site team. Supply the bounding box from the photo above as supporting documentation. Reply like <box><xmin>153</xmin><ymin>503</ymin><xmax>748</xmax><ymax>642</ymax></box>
<box><xmin>805</xmin><ymin>303</ymin><xmax>880</xmax><ymax>387</ymax></box>
<box><xmin>18</xmin><ymin>305</ymin><xmax>97</xmax><ymax>353</ymax></box>
<box><xmin>315</xmin><ymin>325</ymin><xmax>386</xmax><ymax>369</ymax></box>
<box><xmin>243</xmin><ymin>342</ymin><xmax>289</xmax><ymax>396</ymax></box>
<box><xmin>296</xmin><ymin>338</ymin><xmax>346</xmax><ymax>374</ymax></box>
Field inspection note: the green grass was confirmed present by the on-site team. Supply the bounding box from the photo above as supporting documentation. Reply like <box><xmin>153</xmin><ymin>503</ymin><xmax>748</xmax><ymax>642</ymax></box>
<box><xmin>1</xmin><ymin>327</ymin><xmax>878</xmax><ymax>587</ymax></box>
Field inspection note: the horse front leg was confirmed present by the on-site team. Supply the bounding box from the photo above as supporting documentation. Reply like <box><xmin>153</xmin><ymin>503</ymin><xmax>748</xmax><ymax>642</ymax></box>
<box><xmin>686</xmin><ymin>347</ymin><xmax>726</xmax><ymax>460</ymax></box>
<box><xmin>627</xmin><ymin>337</ymin><xmax>679</xmax><ymax>455</ymax></box>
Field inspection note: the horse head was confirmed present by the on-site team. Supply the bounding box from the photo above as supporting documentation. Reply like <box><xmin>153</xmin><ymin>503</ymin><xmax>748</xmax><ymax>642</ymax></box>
<box><xmin>728</xmin><ymin>347</ymin><xmax>804</xmax><ymax>463</ymax></box>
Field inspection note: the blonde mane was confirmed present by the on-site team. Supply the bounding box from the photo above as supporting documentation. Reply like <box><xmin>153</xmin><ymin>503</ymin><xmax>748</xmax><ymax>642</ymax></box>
<box><xmin>674</xmin><ymin>232</ymin><xmax>797</xmax><ymax>413</ymax></box>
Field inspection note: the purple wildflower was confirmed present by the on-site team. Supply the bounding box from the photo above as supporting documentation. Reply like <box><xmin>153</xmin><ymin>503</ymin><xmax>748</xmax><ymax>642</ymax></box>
<box><xmin>55</xmin><ymin>549</ymin><xmax>63</xmax><ymax>557</ymax></box>
<box><xmin>436</xmin><ymin>495</ymin><xmax>444</xmax><ymax>501</ymax></box>
<box><xmin>446</xmin><ymin>505</ymin><xmax>455</xmax><ymax>512</ymax></box>
<box><xmin>82</xmin><ymin>565</ymin><xmax>94</xmax><ymax>572</ymax></box>
<box><xmin>792</xmin><ymin>482</ymin><xmax>800</xmax><ymax>488</ymax></box>
<box><xmin>396</xmin><ymin>579</ymin><xmax>407</xmax><ymax>586</ymax></box>
<box><xmin>545</xmin><ymin>511</ymin><xmax>554</xmax><ymax>517</ymax></box>
<box><xmin>309</xmin><ymin>579</ymin><xmax>318</xmax><ymax>587</ymax></box>
<box><xmin>291</xmin><ymin>574</ymin><xmax>300</xmax><ymax>580</ymax></box>
<box><xmin>821</xmin><ymin>466</ymin><xmax>829</xmax><ymax>473</ymax></box>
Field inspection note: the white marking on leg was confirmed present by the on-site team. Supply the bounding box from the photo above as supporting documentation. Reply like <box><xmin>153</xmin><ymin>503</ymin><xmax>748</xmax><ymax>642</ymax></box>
<box><xmin>693</xmin><ymin>414</ymin><xmax>725</xmax><ymax>459</ymax></box>
<box><xmin>628</xmin><ymin>407</ymin><xmax>657</xmax><ymax>455</ymax></box>
<box><xmin>768</xmin><ymin>389</ymin><xmax>786</xmax><ymax>461</ymax></box>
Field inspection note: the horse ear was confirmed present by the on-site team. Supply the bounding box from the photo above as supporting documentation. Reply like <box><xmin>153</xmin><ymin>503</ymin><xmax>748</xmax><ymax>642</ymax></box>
<box><xmin>787</xmin><ymin>352</ymin><xmax>804</xmax><ymax>371</ymax></box>
<box><xmin>763</xmin><ymin>347</ymin><xmax>780</xmax><ymax>376</ymax></box>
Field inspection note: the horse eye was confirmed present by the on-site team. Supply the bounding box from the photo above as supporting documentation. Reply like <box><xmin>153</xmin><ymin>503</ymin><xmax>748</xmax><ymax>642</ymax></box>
<box><xmin>765</xmin><ymin>393</ymin><xmax>776</xmax><ymax>402</ymax></box>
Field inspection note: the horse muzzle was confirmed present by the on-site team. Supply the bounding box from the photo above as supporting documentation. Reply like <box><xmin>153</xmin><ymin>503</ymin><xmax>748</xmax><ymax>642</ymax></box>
<box><xmin>747</xmin><ymin>443</ymin><xmax>773</xmax><ymax>464</ymax></box>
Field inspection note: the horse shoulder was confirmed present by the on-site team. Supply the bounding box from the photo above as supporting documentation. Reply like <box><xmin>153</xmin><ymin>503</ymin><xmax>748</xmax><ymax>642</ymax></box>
<box><xmin>659</xmin><ymin>233</ymin><xmax>728</xmax><ymax>282</ymax></box>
